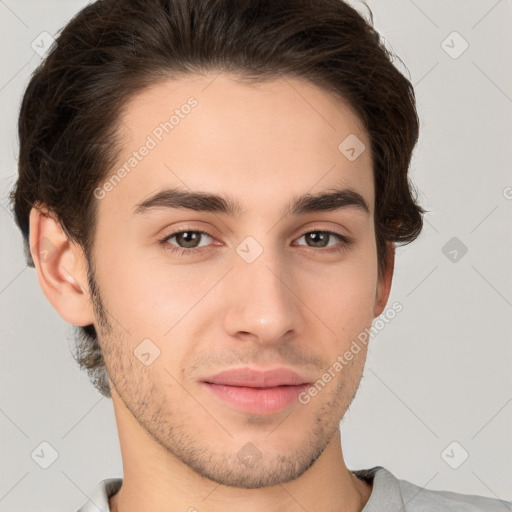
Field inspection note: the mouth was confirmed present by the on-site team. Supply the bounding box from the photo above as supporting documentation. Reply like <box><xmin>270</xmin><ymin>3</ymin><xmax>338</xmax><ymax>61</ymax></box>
<box><xmin>200</xmin><ymin>367</ymin><xmax>312</xmax><ymax>415</ymax></box>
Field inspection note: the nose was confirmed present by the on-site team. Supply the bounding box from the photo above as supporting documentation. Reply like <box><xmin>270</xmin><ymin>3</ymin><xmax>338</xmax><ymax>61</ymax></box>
<box><xmin>222</xmin><ymin>250</ymin><xmax>304</xmax><ymax>345</ymax></box>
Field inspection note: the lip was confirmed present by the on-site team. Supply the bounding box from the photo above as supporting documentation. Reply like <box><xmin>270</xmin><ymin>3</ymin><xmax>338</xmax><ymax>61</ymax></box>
<box><xmin>202</xmin><ymin>367</ymin><xmax>311</xmax><ymax>387</ymax></box>
<box><xmin>200</xmin><ymin>367</ymin><xmax>312</xmax><ymax>415</ymax></box>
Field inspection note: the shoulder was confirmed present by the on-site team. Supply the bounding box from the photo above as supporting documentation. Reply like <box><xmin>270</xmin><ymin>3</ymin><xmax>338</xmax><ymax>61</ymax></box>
<box><xmin>76</xmin><ymin>478</ymin><xmax>123</xmax><ymax>512</ymax></box>
<box><xmin>389</xmin><ymin>467</ymin><xmax>511</xmax><ymax>511</ymax></box>
<box><xmin>354</xmin><ymin>466</ymin><xmax>511</xmax><ymax>511</ymax></box>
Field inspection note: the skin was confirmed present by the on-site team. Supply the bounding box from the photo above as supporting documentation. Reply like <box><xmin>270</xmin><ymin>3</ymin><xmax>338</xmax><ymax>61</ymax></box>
<box><xmin>29</xmin><ymin>73</ymin><xmax>394</xmax><ymax>511</ymax></box>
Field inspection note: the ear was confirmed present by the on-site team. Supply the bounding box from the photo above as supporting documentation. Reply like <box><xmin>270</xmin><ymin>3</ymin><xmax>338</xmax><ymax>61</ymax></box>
<box><xmin>28</xmin><ymin>205</ymin><xmax>95</xmax><ymax>326</ymax></box>
<box><xmin>373</xmin><ymin>242</ymin><xmax>395</xmax><ymax>318</ymax></box>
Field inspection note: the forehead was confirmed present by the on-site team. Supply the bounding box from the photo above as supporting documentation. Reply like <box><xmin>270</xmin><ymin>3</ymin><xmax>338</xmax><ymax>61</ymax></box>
<box><xmin>97</xmin><ymin>73</ymin><xmax>374</xmax><ymax>219</ymax></box>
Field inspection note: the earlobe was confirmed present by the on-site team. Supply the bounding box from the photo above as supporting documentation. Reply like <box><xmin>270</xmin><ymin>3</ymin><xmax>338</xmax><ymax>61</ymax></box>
<box><xmin>373</xmin><ymin>242</ymin><xmax>395</xmax><ymax>318</ymax></box>
<box><xmin>28</xmin><ymin>205</ymin><xmax>95</xmax><ymax>327</ymax></box>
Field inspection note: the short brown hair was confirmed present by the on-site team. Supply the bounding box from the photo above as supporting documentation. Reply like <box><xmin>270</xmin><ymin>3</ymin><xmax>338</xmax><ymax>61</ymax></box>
<box><xmin>9</xmin><ymin>0</ymin><xmax>425</xmax><ymax>397</ymax></box>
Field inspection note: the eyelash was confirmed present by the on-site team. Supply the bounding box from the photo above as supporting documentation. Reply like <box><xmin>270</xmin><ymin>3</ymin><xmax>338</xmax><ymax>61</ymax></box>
<box><xmin>159</xmin><ymin>226</ymin><xmax>353</xmax><ymax>257</ymax></box>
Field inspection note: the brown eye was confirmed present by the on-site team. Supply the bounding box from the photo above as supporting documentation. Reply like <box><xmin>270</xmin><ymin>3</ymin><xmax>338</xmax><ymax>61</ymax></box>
<box><xmin>303</xmin><ymin>231</ymin><xmax>331</xmax><ymax>248</ymax></box>
<box><xmin>295</xmin><ymin>230</ymin><xmax>352</xmax><ymax>252</ymax></box>
<box><xmin>173</xmin><ymin>231</ymin><xmax>203</xmax><ymax>248</ymax></box>
<box><xmin>160</xmin><ymin>229</ymin><xmax>215</xmax><ymax>255</ymax></box>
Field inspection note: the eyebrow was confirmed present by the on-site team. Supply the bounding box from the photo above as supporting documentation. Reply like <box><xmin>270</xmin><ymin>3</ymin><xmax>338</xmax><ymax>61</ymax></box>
<box><xmin>133</xmin><ymin>187</ymin><xmax>370</xmax><ymax>217</ymax></box>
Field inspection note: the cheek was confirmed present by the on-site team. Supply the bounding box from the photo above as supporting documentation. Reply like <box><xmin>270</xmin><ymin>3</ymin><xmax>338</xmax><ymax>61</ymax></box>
<box><xmin>103</xmin><ymin>258</ymin><xmax>217</xmax><ymax>348</ymax></box>
<box><xmin>310</xmin><ymin>272</ymin><xmax>375</xmax><ymax>333</ymax></box>
<box><xmin>300</xmin><ymin>246</ymin><xmax>378</xmax><ymax>340</ymax></box>
<box><xmin>93</xmin><ymin>247</ymin><xmax>173</xmax><ymax>337</ymax></box>
<box><xmin>304</xmin><ymin>268</ymin><xmax>376</xmax><ymax>386</ymax></box>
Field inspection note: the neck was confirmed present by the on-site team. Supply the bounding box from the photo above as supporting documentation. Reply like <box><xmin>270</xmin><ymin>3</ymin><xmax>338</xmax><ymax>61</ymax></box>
<box><xmin>109</xmin><ymin>390</ymin><xmax>372</xmax><ymax>512</ymax></box>
<box><xmin>109</xmin><ymin>438</ymin><xmax>372</xmax><ymax>512</ymax></box>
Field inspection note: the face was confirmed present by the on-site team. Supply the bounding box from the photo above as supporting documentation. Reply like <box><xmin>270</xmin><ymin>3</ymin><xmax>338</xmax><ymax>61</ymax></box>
<box><xmin>87</xmin><ymin>73</ymin><xmax>390</xmax><ymax>488</ymax></box>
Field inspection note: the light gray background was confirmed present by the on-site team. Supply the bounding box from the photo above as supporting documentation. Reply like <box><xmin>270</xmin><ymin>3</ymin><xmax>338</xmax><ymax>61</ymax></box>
<box><xmin>1</xmin><ymin>1</ymin><xmax>511</xmax><ymax>510</ymax></box>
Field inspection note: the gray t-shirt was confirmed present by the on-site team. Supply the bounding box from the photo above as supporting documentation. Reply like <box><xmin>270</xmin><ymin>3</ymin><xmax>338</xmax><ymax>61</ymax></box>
<box><xmin>76</xmin><ymin>466</ymin><xmax>512</xmax><ymax>511</ymax></box>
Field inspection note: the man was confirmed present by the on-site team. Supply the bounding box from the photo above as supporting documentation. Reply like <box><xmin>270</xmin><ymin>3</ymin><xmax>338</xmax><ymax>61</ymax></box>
<box><xmin>9</xmin><ymin>0</ymin><xmax>511</xmax><ymax>510</ymax></box>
